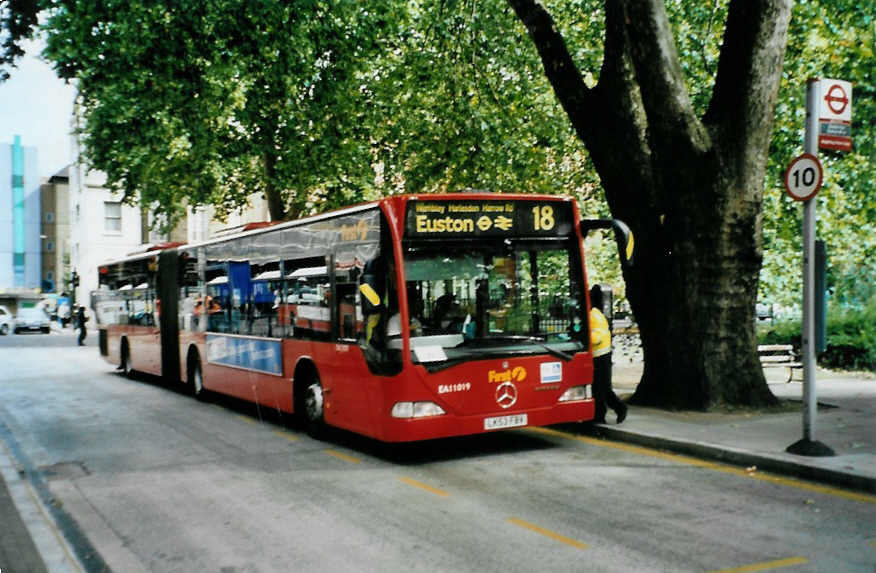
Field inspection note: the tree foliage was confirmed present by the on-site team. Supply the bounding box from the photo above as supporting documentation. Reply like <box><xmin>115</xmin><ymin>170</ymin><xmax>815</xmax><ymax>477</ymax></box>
<box><xmin>363</xmin><ymin>2</ymin><xmax>596</xmax><ymax>199</ymax></box>
<box><xmin>40</xmin><ymin>0</ymin><xmax>391</xmax><ymax>224</ymax></box>
<box><xmin>0</xmin><ymin>0</ymin><xmax>39</xmax><ymax>81</ymax></box>
<box><xmin>760</xmin><ymin>0</ymin><xmax>875</xmax><ymax>311</ymax></box>
<box><xmin>21</xmin><ymin>1</ymin><xmax>603</xmax><ymax>226</ymax></box>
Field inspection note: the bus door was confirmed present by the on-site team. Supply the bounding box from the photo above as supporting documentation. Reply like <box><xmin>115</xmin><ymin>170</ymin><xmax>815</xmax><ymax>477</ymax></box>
<box><xmin>127</xmin><ymin>278</ymin><xmax>161</xmax><ymax>375</ymax></box>
<box><xmin>322</xmin><ymin>248</ymin><xmax>386</xmax><ymax>433</ymax></box>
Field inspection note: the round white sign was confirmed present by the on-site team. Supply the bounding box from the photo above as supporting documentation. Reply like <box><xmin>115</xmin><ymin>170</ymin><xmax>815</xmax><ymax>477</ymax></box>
<box><xmin>784</xmin><ymin>153</ymin><xmax>823</xmax><ymax>202</ymax></box>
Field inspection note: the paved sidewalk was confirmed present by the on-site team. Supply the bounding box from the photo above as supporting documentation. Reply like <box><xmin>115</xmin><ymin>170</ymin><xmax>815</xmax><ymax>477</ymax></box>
<box><xmin>605</xmin><ymin>363</ymin><xmax>876</xmax><ymax>494</ymax></box>
<box><xmin>0</xmin><ymin>438</ymin><xmax>73</xmax><ymax>573</ymax></box>
<box><xmin>0</xmin><ymin>464</ymin><xmax>49</xmax><ymax>573</ymax></box>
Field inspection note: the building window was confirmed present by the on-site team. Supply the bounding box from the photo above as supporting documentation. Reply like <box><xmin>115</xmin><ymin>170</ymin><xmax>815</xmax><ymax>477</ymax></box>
<box><xmin>46</xmin><ymin>240</ymin><xmax>55</xmax><ymax>252</ymax></box>
<box><xmin>104</xmin><ymin>202</ymin><xmax>122</xmax><ymax>232</ymax></box>
<box><xmin>46</xmin><ymin>212</ymin><xmax>55</xmax><ymax>223</ymax></box>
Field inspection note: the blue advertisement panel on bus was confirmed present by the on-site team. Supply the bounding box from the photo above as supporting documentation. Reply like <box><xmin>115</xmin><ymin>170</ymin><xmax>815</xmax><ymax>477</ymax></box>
<box><xmin>206</xmin><ymin>334</ymin><xmax>283</xmax><ymax>376</ymax></box>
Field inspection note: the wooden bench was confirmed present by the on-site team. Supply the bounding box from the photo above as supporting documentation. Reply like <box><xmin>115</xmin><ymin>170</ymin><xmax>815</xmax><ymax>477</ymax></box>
<box><xmin>758</xmin><ymin>344</ymin><xmax>802</xmax><ymax>383</ymax></box>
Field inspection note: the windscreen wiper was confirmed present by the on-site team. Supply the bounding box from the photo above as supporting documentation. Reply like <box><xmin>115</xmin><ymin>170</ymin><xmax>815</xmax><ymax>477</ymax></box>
<box><xmin>529</xmin><ymin>338</ymin><xmax>574</xmax><ymax>362</ymax></box>
<box><xmin>457</xmin><ymin>335</ymin><xmax>575</xmax><ymax>362</ymax></box>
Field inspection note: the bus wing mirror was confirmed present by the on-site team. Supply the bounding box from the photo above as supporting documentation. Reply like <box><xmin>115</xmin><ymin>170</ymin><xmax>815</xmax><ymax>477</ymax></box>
<box><xmin>580</xmin><ymin>219</ymin><xmax>634</xmax><ymax>267</ymax></box>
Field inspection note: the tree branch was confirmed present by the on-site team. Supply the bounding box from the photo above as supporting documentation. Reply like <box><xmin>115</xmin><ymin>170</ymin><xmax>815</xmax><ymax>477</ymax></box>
<box><xmin>705</xmin><ymin>0</ymin><xmax>792</xmax><ymax>158</ymax></box>
<box><xmin>595</xmin><ymin>1</ymin><xmax>653</xmax><ymax>199</ymax></box>
<box><xmin>621</xmin><ymin>0</ymin><xmax>709</xmax><ymax>153</ymax></box>
<box><xmin>505</xmin><ymin>0</ymin><xmax>593</xmax><ymax>135</ymax></box>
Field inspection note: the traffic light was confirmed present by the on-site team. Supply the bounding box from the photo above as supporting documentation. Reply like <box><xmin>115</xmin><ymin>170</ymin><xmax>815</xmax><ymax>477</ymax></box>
<box><xmin>72</xmin><ymin>271</ymin><xmax>79</xmax><ymax>287</ymax></box>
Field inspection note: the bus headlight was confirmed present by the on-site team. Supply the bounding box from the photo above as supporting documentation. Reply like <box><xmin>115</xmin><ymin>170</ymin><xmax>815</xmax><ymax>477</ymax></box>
<box><xmin>558</xmin><ymin>385</ymin><xmax>591</xmax><ymax>402</ymax></box>
<box><xmin>391</xmin><ymin>401</ymin><xmax>446</xmax><ymax>418</ymax></box>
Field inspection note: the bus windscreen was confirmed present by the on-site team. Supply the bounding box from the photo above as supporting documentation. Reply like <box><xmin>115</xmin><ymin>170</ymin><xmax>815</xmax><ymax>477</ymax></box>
<box><xmin>401</xmin><ymin>238</ymin><xmax>586</xmax><ymax>368</ymax></box>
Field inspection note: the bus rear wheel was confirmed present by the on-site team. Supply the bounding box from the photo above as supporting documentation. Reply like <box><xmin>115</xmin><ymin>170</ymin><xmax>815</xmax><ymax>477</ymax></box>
<box><xmin>188</xmin><ymin>354</ymin><xmax>208</xmax><ymax>401</ymax></box>
<box><xmin>120</xmin><ymin>341</ymin><xmax>133</xmax><ymax>378</ymax></box>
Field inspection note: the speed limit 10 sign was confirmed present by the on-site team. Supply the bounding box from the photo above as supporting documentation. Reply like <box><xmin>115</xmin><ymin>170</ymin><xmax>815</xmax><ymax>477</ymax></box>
<box><xmin>784</xmin><ymin>153</ymin><xmax>823</xmax><ymax>202</ymax></box>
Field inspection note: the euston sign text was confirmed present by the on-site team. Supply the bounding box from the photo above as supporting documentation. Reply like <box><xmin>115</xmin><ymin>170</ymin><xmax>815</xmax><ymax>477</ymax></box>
<box><xmin>405</xmin><ymin>200</ymin><xmax>573</xmax><ymax>238</ymax></box>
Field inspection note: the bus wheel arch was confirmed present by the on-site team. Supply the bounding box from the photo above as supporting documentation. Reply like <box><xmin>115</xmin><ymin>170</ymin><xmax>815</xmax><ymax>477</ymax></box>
<box><xmin>187</xmin><ymin>346</ymin><xmax>207</xmax><ymax>400</ymax></box>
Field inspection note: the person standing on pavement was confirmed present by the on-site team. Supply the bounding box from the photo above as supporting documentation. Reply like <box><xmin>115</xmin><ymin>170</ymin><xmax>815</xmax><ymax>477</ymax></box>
<box><xmin>590</xmin><ymin>285</ymin><xmax>627</xmax><ymax>424</ymax></box>
<box><xmin>76</xmin><ymin>306</ymin><xmax>88</xmax><ymax>346</ymax></box>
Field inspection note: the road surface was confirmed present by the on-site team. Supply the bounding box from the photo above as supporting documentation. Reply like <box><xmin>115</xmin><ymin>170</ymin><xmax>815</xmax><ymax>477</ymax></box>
<box><xmin>0</xmin><ymin>331</ymin><xmax>873</xmax><ymax>572</ymax></box>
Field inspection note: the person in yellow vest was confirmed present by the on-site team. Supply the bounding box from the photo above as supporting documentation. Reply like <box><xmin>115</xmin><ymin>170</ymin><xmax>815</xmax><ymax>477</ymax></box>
<box><xmin>590</xmin><ymin>285</ymin><xmax>627</xmax><ymax>424</ymax></box>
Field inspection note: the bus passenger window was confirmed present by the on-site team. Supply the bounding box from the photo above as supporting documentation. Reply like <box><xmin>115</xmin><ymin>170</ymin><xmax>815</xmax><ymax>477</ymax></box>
<box><xmin>336</xmin><ymin>283</ymin><xmax>359</xmax><ymax>340</ymax></box>
<box><xmin>334</xmin><ymin>254</ymin><xmax>363</xmax><ymax>342</ymax></box>
<box><xmin>283</xmin><ymin>260</ymin><xmax>331</xmax><ymax>341</ymax></box>
<box><xmin>205</xmin><ymin>271</ymin><xmax>229</xmax><ymax>333</ymax></box>
<box><xmin>178</xmin><ymin>250</ymin><xmax>201</xmax><ymax>332</ymax></box>
<box><xmin>250</xmin><ymin>263</ymin><xmax>282</xmax><ymax>338</ymax></box>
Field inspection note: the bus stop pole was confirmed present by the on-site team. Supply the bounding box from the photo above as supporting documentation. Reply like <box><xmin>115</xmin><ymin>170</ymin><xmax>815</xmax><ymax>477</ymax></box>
<box><xmin>787</xmin><ymin>79</ymin><xmax>834</xmax><ymax>456</ymax></box>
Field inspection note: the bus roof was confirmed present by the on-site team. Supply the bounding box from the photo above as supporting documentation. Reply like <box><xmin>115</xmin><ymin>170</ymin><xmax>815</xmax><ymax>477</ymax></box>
<box><xmin>100</xmin><ymin>193</ymin><xmax>576</xmax><ymax>267</ymax></box>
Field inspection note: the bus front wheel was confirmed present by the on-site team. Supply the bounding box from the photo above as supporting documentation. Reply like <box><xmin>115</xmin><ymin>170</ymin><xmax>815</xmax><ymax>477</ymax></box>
<box><xmin>304</xmin><ymin>382</ymin><xmax>324</xmax><ymax>424</ymax></box>
<box><xmin>300</xmin><ymin>378</ymin><xmax>325</xmax><ymax>437</ymax></box>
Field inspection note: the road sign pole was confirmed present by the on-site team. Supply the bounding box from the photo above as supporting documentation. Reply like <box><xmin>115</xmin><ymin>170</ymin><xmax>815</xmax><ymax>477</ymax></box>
<box><xmin>787</xmin><ymin>79</ymin><xmax>834</xmax><ymax>456</ymax></box>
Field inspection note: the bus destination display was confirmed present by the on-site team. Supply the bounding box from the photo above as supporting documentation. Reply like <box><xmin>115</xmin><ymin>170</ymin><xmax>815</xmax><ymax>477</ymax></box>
<box><xmin>404</xmin><ymin>200</ymin><xmax>573</xmax><ymax>238</ymax></box>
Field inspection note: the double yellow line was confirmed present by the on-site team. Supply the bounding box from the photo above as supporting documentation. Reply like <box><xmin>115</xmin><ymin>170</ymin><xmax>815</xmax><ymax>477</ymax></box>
<box><xmin>524</xmin><ymin>426</ymin><xmax>876</xmax><ymax>505</ymax></box>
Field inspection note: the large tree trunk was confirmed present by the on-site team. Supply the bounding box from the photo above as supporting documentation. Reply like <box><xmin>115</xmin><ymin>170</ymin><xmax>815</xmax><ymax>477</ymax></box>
<box><xmin>509</xmin><ymin>0</ymin><xmax>792</xmax><ymax>408</ymax></box>
<box><xmin>263</xmin><ymin>151</ymin><xmax>287</xmax><ymax>221</ymax></box>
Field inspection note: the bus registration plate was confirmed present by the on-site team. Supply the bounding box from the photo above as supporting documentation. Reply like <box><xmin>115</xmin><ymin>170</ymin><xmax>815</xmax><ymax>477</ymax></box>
<box><xmin>484</xmin><ymin>413</ymin><xmax>528</xmax><ymax>431</ymax></box>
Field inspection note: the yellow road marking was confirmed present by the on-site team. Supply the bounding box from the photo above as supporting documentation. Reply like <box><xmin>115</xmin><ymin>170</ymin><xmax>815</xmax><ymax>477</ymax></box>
<box><xmin>273</xmin><ymin>431</ymin><xmax>298</xmax><ymax>442</ymax></box>
<box><xmin>706</xmin><ymin>556</ymin><xmax>808</xmax><ymax>573</ymax></box>
<box><xmin>236</xmin><ymin>415</ymin><xmax>256</xmax><ymax>425</ymax></box>
<box><xmin>399</xmin><ymin>477</ymin><xmax>450</xmax><ymax>497</ymax></box>
<box><xmin>324</xmin><ymin>449</ymin><xmax>361</xmax><ymax>464</ymax></box>
<box><xmin>524</xmin><ymin>427</ymin><xmax>876</xmax><ymax>505</ymax></box>
<box><xmin>506</xmin><ymin>517</ymin><xmax>588</xmax><ymax>550</ymax></box>
<box><xmin>869</xmin><ymin>539</ymin><xmax>876</xmax><ymax>547</ymax></box>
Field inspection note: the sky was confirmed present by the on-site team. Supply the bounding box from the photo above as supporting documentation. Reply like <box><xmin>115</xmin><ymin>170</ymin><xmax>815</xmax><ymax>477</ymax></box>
<box><xmin>0</xmin><ymin>36</ymin><xmax>76</xmax><ymax>178</ymax></box>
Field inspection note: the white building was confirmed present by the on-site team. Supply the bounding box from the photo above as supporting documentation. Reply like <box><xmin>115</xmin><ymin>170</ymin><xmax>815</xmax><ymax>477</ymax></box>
<box><xmin>68</xmin><ymin>165</ymin><xmax>143</xmax><ymax>307</ymax></box>
<box><xmin>67</xmin><ymin>102</ymin><xmax>272</xmax><ymax>308</ymax></box>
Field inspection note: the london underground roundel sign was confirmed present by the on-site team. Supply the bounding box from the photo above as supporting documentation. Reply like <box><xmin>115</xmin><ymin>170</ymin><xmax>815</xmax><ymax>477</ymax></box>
<box><xmin>784</xmin><ymin>153</ymin><xmax>823</xmax><ymax>202</ymax></box>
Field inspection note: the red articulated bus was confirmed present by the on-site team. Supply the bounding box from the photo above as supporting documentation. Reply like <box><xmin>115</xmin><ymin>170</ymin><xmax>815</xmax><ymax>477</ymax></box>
<box><xmin>94</xmin><ymin>193</ymin><xmax>632</xmax><ymax>442</ymax></box>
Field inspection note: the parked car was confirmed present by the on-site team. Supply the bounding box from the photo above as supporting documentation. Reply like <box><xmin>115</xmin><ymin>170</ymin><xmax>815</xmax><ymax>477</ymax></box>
<box><xmin>0</xmin><ymin>305</ymin><xmax>11</xmax><ymax>335</ymax></box>
<box><xmin>14</xmin><ymin>308</ymin><xmax>51</xmax><ymax>334</ymax></box>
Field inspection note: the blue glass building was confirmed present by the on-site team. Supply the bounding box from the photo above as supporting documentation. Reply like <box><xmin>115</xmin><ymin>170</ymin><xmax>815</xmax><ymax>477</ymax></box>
<box><xmin>0</xmin><ymin>136</ymin><xmax>41</xmax><ymax>290</ymax></box>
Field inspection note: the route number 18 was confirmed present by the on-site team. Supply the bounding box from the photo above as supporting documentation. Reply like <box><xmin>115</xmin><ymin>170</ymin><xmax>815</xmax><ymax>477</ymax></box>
<box><xmin>532</xmin><ymin>205</ymin><xmax>555</xmax><ymax>231</ymax></box>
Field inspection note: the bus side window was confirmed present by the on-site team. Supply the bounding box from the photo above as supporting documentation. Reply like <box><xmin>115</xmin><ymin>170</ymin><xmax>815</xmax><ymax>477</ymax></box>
<box><xmin>205</xmin><ymin>269</ymin><xmax>229</xmax><ymax>333</ymax></box>
<box><xmin>336</xmin><ymin>283</ymin><xmax>359</xmax><ymax>341</ymax></box>
<box><xmin>250</xmin><ymin>262</ymin><xmax>281</xmax><ymax>338</ymax></box>
<box><xmin>283</xmin><ymin>258</ymin><xmax>330</xmax><ymax>341</ymax></box>
<box><xmin>178</xmin><ymin>251</ymin><xmax>200</xmax><ymax>332</ymax></box>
